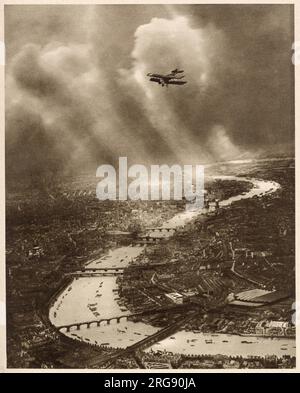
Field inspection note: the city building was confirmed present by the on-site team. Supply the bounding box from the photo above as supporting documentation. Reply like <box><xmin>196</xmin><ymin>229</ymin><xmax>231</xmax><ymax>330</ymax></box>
<box><xmin>165</xmin><ymin>292</ymin><xmax>183</xmax><ymax>304</ymax></box>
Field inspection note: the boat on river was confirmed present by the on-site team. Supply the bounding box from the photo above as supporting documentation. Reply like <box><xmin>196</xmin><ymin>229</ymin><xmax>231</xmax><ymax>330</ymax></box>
<box><xmin>50</xmin><ymin>175</ymin><xmax>286</xmax><ymax>358</ymax></box>
<box><xmin>205</xmin><ymin>339</ymin><xmax>213</xmax><ymax>344</ymax></box>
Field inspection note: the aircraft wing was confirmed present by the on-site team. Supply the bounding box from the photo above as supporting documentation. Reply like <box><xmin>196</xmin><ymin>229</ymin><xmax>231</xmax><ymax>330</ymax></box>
<box><xmin>168</xmin><ymin>80</ymin><xmax>187</xmax><ymax>85</ymax></box>
<box><xmin>149</xmin><ymin>77</ymin><xmax>162</xmax><ymax>83</ymax></box>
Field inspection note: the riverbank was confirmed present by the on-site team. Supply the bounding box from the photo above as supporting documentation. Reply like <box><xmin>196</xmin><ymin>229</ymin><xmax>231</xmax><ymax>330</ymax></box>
<box><xmin>6</xmin><ymin>158</ymin><xmax>295</xmax><ymax>368</ymax></box>
<box><xmin>49</xmin><ymin>167</ymin><xmax>295</xmax><ymax>363</ymax></box>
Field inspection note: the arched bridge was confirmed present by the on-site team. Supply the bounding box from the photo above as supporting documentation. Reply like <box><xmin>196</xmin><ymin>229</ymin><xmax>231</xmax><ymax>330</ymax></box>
<box><xmin>58</xmin><ymin>314</ymin><xmax>129</xmax><ymax>332</ymax></box>
<box><xmin>56</xmin><ymin>304</ymin><xmax>195</xmax><ymax>333</ymax></box>
<box><xmin>146</xmin><ymin>227</ymin><xmax>177</xmax><ymax>232</ymax></box>
<box><xmin>137</xmin><ymin>236</ymin><xmax>163</xmax><ymax>243</ymax></box>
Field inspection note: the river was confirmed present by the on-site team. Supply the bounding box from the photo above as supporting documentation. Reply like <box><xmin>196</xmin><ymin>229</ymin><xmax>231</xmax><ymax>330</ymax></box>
<box><xmin>49</xmin><ymin>175</ymin><xmax>295</xmax><ymax>358</ymax></box>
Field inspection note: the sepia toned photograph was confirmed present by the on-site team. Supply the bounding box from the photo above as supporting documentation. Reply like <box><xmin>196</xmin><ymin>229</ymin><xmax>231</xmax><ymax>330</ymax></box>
<box><xmin>4</xmin><ymin>2</ymin><xmax>296</xmax><ymax>370</ymax></box>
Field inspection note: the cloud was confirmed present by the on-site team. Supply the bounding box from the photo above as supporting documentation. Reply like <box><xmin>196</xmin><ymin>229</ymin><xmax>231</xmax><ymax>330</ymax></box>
<box><xmin>5</xmin><ymin>5</ymin><xmax>294</xmax><ymax>187</ymax></box>
<box><xmin>120</xmin><ymin>16</ymin><xmax>239</xmax><ymax>163</ymax></box>
<box><xmin>7</xmin><ymin>41</ymin><xmax>115</xmax><ymax>183</ymax></box>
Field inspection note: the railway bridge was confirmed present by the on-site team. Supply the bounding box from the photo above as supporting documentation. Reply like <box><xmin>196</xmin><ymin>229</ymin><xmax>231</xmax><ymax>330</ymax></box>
<box><xmin>87</xmin><ymin>310</ymin><xmax>199</xmax><ymax>368</ymax></box>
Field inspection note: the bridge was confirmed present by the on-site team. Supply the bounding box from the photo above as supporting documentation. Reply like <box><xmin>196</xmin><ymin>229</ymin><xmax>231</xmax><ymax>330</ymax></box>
<box><xmin>58</xmin><ymin>314</ymin><xmax>129</xmax><ymax>332</ymax></box>
<box><xmin>56</xmin><ymin>304</ymin><xmax>196</xmax><ymax>333</ymax></box>
<box><xmin>146</xmin><ymin>227</ymin><xmax>177</xmax><ymax>232</ymax></box>
<box><xmin>69</xmin><ymin>267</ymin><xmax>125</xmax><ymax>277</ymax></box>
<box><xmin>87</xmin><ymin>310</ymin><xmax>199</xmax><ymax>368</ymax></box>
<box><xmin>71</xmin><ymin>272</ymin><xmax>124</xmax><ymax>277</ymax></box>
<box><xmin>62</xmin><ymin>190</ymin><xmax>94</xmax><ymax>198</ymax></box>
<box><xmin>136</xmin><ymin>236</ymin><xmax>164</xmax><ymax>244</ymax></box>
<box><xmin>134</xmin><ymin>239</ymin><xmax>163</xmax><ymax>245</ymax></box>
<box><xmin>127</xmin><ymin>310</ymin><xmax>198</xmax><ymax>352</ymax></box>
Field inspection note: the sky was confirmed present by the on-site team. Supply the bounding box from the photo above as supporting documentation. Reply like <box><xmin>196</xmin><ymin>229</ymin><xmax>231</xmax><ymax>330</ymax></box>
<box><xmin>5</xmin><ymin>4</ymin><xmax>294</xmax><ymax>183</ymax></box>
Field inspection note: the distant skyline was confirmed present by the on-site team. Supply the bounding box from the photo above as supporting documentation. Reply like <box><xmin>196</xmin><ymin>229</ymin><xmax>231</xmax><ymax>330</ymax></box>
<box><xmin>5</xmin><ymin>4</ymin><xmax>294</xmax><ymax>181</ymax></box>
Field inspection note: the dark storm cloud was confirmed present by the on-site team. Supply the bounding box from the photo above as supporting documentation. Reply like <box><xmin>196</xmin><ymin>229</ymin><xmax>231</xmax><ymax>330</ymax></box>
<box><xmin>5</xmin><ymin>4</ymin><xmax>294</xmax><ymax>184</ymax></box>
